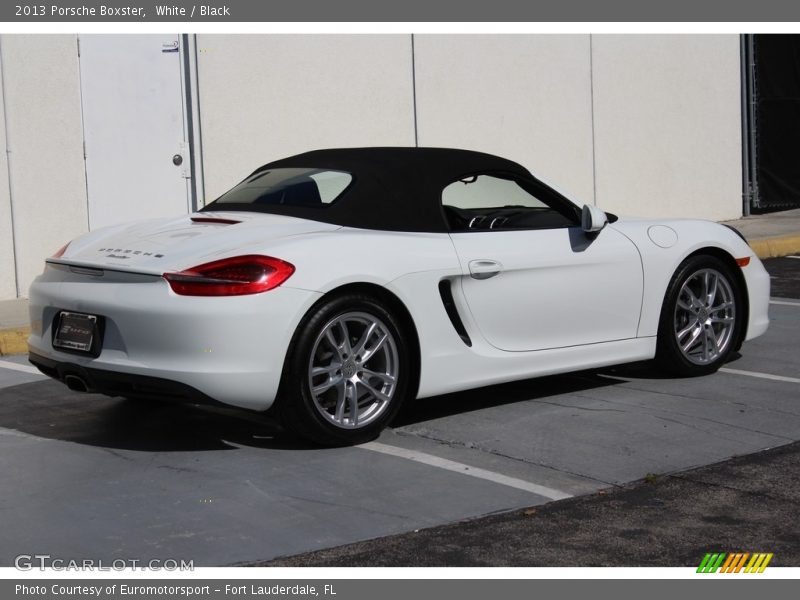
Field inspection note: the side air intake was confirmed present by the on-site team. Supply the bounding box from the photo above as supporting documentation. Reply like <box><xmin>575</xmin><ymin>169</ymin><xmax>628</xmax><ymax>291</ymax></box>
<box><xmin>438</xmin><ymin>280</ymin><xmax>472</xmax><ymax>347</ymax></box>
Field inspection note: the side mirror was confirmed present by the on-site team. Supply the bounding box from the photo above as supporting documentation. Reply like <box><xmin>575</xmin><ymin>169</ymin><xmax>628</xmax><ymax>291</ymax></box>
<box><xmin>581</xmin><ymin>204</ymin><xmax>608</xmax><ymax>233</ymax></box>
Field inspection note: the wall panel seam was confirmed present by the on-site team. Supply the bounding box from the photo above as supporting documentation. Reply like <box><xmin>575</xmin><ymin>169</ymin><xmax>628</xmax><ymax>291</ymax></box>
<box><xmin>0</xmin><ymin>36</ymin><xmax>21</xmax><ymax>297</ymax></box>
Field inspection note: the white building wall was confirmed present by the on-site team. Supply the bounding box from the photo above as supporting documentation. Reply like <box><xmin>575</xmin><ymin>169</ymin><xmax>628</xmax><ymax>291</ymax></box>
<box><xmin>414</xmin><ymin>34</ymin><xmax>596</xmax><ymax>205</ymax></box>
<box><xmin>195</xmin><ymin>35</ymin><xmax>417</xmax><ymax>201</ymax></box>
<box><xmin>0</xmin><ymin>35</ymin><xmax>88</xmax><ymax>298</ymax></box>
<box><xmin>591</xmin><ymin>35</ymin><xmax>742</xmax><ymax>220</ymax></box>
<box><xmin>0</xmin><ymin>34</ymin><xmax>745</xmax><ymax>301</ymax></box>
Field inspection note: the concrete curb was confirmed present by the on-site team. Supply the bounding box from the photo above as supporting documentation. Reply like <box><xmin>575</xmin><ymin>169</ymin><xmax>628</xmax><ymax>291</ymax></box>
<box><xmin>0</xmin><ymin>326</ymin><xmax>29</xmax><ymax>357</ymax></box>
<box><xmin>749</xmin><ymin>234</ymin><xmax>800</xmax><ymax>260</ymax></box>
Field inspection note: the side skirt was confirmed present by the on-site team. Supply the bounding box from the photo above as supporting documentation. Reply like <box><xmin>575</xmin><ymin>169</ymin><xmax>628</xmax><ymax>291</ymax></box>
<box><xmin>417</xmin><ymin>336</ymin><xmax>657</xmax><ymax>399</ymax></box>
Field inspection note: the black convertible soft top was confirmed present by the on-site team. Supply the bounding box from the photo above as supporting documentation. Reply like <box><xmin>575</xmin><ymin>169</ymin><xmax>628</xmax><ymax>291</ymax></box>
<box><xmin>202</xmin><ymin>147</ymin><xmax>558</xmax><ymax>233</ymax></box>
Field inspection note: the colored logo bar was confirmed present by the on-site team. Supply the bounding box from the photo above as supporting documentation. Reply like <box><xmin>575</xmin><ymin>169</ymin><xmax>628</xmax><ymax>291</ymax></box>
<box><xmin>697</xmin><ymin>552</ymin><xmax>773</xmax><ymax>573</ymax></box>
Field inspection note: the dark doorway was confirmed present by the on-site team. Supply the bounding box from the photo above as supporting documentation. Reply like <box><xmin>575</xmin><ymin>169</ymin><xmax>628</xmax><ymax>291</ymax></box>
<box><xmin>744</xmin><ymin>34</ymin><xmax>800</xmax><ymax>213</ymax></box>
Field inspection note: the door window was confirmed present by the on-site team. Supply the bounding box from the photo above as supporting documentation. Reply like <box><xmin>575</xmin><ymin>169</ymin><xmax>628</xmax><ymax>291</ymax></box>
<box><xmin>442</xmin><ymin>174</ymin><xmax>577</xmax><ymax>231</ymax></box>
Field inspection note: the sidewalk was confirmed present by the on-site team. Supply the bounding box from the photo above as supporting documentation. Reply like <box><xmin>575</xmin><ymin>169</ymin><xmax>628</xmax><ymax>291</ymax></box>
<box><xmin>722</xmin><ymin>207</ymin><xmax>800</xmax><ymax>259</ymax></box>
<box><xmin>1</xmin><ymin>209</ymin><xmax>798</xmax><ymax>356</ymax></box>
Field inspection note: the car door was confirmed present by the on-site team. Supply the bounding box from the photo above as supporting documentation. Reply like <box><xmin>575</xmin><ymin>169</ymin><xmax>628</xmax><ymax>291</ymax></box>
<box><xmin>444</xmin><ymin>173</ymin><xmax>643</xmax><ymax>352</ymax></box>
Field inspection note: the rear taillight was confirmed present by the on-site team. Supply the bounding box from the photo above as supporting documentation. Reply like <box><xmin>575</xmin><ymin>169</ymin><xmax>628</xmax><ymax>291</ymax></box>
<box><xmin>163</xmin><ymin>255</ymin><xmax>295</xmax><ymax>296</ymax></box>
<box><xmin>51</xmin><ymin>243</ymin><xmax>70</xmax><ymax>258</ymax></box>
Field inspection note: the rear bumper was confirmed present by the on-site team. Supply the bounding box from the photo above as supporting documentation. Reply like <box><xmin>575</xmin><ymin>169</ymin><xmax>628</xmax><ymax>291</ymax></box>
<box><xmin>29</xmin><ymin>352</ymin><xmax>221</xmax><ymax>406</ymax></box>
<box><xmin>27</xmin><ymin>264</ymin><xmax>321</xmax><ymax>411</ymax></box>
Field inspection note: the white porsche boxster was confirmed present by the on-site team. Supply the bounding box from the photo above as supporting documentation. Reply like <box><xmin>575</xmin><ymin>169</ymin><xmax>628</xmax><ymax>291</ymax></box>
<box><xmin>28</xmin><ymin>147</ymin><xmax>770</xmax><ymax>445</ymax></box>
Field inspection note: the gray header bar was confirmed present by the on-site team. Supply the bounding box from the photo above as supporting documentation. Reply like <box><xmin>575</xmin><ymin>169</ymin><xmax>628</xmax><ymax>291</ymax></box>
<box><xmin>3</xmin><ymin>0</ymin><xmax>800</xmax><ymax>22</ymax></box>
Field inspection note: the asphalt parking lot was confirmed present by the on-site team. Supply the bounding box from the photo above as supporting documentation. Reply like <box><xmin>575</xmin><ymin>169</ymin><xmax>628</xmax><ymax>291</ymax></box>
<box><xmin>0</xmin><ymin>256</ymin><xmax>798</xmax><ymax>567</ymax></box>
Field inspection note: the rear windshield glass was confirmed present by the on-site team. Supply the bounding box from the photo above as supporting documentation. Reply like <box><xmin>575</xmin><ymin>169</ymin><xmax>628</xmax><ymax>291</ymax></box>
<box><xmin>211</xmin><ymin>168</ymin><xmax>352</xmax><ymax>208</ymax></box>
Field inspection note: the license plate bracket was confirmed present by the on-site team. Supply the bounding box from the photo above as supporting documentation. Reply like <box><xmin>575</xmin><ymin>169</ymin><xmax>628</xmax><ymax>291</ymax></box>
<box><xmin>52</xmin><ymin>311</ymin><xmax>104</xmax><ymax>357</ymax></box>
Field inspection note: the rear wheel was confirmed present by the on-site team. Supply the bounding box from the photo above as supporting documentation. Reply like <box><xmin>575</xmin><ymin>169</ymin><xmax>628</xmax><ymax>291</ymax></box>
<box><xmin>656</xmin><ymin>255</ymin><xmax>743</xmax><ymax>376</ymax></box>
<box><xmin>276</xmin><ymin>293</ymin><xmax>413</xmax><ymax>446</ymax></box>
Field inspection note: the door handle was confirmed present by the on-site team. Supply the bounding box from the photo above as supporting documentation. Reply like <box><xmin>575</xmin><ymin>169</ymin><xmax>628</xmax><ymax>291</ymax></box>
<box><xmin>469</xmin><ymin>259</ymin><xmax>502</xmax><ymax>280</ymax></box>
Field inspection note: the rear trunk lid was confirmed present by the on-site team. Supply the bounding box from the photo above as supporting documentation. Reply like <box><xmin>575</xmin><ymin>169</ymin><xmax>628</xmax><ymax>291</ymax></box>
<box><xmin>50</xmin><ymin>212</ymin><xmax>340</xmax><ymax>275</ymax></box>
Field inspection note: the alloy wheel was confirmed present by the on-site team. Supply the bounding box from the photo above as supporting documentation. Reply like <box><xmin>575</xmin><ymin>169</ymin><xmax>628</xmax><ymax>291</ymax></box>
<box><xmin>673</xmin><ymin>268</ymin><xmax>736</xmax><ymax>366</ymax></box>
<box><xmin>307</xmin><ymin>311</ymin><xmax>399</xmax><ymax>429</ymax></box>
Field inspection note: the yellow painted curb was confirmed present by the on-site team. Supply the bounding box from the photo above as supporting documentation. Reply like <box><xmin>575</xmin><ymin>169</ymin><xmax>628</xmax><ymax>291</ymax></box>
<box><xmin>749</xmin><ymin>234</ymin><xmax>800</xmax><ymax>260</ymax></box>
<box><xmin>0</xmin><ymin>326</ymin><xmax>30</xmax><ymax>356</ymax></box>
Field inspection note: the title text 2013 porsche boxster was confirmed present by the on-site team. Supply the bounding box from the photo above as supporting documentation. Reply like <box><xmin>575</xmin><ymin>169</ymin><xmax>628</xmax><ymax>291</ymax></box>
<box><xmin>28</xmin><ymin>148</ymin><xmax>770</xmax><ymax>445</ymax></box>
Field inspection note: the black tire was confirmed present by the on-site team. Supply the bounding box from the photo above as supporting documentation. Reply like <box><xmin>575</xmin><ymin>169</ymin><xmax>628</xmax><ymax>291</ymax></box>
<box><xmin>275</xmin><ymin>293</ymin><xmax>414</xmax><ymax>446</ymax></box>
<box><xmin>656</xmin><ymin>254</ymin><xmax>744</xmax><ymax>376</ymax></box>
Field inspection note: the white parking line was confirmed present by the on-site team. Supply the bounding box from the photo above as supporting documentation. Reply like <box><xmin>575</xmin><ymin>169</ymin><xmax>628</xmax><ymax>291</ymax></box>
<box><xmin>359</xmin><ymin>441</ymin><xmax>573</xmax><ymax>501</ymax></box>
<box><xmin>0</xmin><ymin>360</ymin><xmax>44</xmax><ymax>376</ymax></box>
<box><xmin>719</xmin><ymin>367</ymin><xmax>800</xmax><ymax>384</ymax></box>
<box><xmin>770</xmin><ymin>299</ymin><xmax>800</xmax><ymax>307</ymax></box>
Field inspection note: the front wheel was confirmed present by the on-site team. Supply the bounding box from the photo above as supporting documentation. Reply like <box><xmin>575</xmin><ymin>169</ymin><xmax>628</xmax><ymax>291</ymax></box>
<box><xmin>656</xmin><ymin>255</ymin><xmax>743</xmax><ymax>376</ymax></box>
<box><xmin>276</xmin><ymin>293</ymin><xmax>413</xmax><ymax>446</ymax></box>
